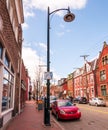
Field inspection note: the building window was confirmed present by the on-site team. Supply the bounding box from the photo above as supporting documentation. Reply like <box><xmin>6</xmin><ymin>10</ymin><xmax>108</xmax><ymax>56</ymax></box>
<box><xmin>2</xmin><ymin>68</ymin><xmax>14</xmax><ymax>111</ymax></box>
<box><xmin>101</xmin><ymin>85</ymin><xmax>106</xmax><ymax>96</ymax></box>
<box><xmin>100</xmin><ymin>70</ymin><xmax>106</xmax><ymax>81</ymax></box>
<box><xmin>4</xmin><ymin>54</ymin><xmax>10</xmax><ymax>68</ymax></box>
<box><xmin>102</xmin><ymin>56</ymin><xmax>108</xmax><ymax>65</ymax></box>
<box><xmin>0</xmin><ymin>43</ymin><xmax>3</xmax><ymax>59</ymax></box>
<box><xmin>0</xmin><ymin>44</ymin><xmax>15</xmax><ymax>112</ymax></box>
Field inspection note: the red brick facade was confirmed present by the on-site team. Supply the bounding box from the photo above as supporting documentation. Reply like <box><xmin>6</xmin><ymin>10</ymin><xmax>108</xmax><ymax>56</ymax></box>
<box><xmin>21</xmin><ymin>60</ymin><xmax>29</xmax><ymax>110</ymax></box>
<box><xmin>0</xmin><ymin>0</ymin><xmax>24</xmax><ymax>128</ymax></box>
<box><xmin>96</xmin><ymin>42</ymin><xmax>108</xmax><ymax>99</ymax></box>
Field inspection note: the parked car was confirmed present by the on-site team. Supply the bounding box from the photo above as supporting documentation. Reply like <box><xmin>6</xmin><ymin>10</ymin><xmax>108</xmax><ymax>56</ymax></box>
<box><xmin>73</xmin><ymin>96</ymin><xmax>88</xmax><ymax>104</ymax></box>
<box><xmin>89</xmin><ymin>97</ymin><xmax>106</xmax><ymax>107</ymax></box>
<box><xmin>50</xmin><ymin>95</ymin><xmax>57</xmax><ymax>109</ymax></box>
<box><xmin>51</xmin><ymin>99</ymin><xmax>81</xmax><ymax>120</ymax></box>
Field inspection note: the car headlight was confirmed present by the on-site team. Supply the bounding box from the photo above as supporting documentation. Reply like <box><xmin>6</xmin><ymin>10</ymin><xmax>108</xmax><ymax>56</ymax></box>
<box><xmin>59</xmin><ymin>110</ymin><xmax>65</xmax><ymax>114</ymax></box>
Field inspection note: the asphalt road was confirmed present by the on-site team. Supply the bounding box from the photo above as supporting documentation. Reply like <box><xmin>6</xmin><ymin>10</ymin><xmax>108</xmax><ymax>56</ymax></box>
<box><xmin>52</xmin><ymin>104</ymin><xmax>108</xmax><ymax>130</ymax></box>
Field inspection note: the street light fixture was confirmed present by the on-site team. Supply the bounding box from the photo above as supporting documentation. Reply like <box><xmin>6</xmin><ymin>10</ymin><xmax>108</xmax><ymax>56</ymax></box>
<box><xmin>45</xmin><ymin>6</ymin><xmax>75</xmax><ymax>126</ymax></box>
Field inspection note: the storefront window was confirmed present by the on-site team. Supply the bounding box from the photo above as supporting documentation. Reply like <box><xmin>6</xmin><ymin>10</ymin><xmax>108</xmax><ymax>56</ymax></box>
<box><xmin>2</xmin><ymin>68</ymin><xmax>14</xmax><ymax>112</ymax></box>
<box><xmin>0</xmin><ymin>43</ymin><xmax>3</xmax><ymax>59</ymax></box>
<box><xmin>2</xmin><ymin>79</ymin><xmax>9</xmax><ymax>111</ymax></box>
<box><xmin>4</xmin><ymin>54</ymin><xmax>9</xmax><ymax>68</ymax></box>
<box><xmin>3</xmin><ymin>68</ymin><xmax>9</xmax><ymax>79</ymax></box>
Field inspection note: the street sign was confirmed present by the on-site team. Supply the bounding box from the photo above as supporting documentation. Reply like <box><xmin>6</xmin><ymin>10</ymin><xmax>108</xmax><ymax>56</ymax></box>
<box><xmin>44</xmin><ymin>72</ymin><xmax>53</xmax><ymax>80</ymax></box>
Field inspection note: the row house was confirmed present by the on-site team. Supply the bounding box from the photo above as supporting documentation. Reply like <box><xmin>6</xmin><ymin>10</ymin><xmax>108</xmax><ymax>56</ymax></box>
<box><xmin>20</xmin><ymin>60</ymin><xmax>29</xmax><ymax>112</ymax></box>
<box><xmin>58</xmin><ymin>78</ymin><xmax>68</xmax><ymax>98</ymax></box>
<box><xmin>67</xmin><ymin>73</ymin><xmax>74</xmax><ymax>97</ymax></box>
<box><xmin>96</xmin><ymin>42</ymin><xmax>108</xmax><ymax>99</ymax></box>
<box><xmin>59</xmin><ymin>41</ymin><xmax>108</xmax><ymax>101</ymax></box>
<box><xmin>73</xmin><ymin>58</ymin><xmax>97</xmax><ymax>100</ymax></box>
<box><xmin>0</xmin><ymin>0</ymin><xmax>24</xmax><ymax>129</ymax></box>
<box><xmin>73</xmin><ymin>42</ymin><xmax>108</xmax><ymax>100</ymax></box>
<box><xmin>44</xmin><ymin>42</ymin><xmax>108</xmax><ymax>101</ymax></box>
<box><xmin>74</xmin><ymin>67</ymin><xmax>84</xmax><ymax>98</ymax></box>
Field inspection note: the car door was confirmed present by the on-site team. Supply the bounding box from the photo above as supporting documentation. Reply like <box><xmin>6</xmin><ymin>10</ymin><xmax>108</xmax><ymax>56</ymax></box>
<box><xmin>92</xmin><ymin>98</ymin><xmax>96</xmax><ymax>105</ymax></box>
<box><xmin>52</xmin><ymin>101</ymin><xmax>57</xmax><ymax>115</ymax></box>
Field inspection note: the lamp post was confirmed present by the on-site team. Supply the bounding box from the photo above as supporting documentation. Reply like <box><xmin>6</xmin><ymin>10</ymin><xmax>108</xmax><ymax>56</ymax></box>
<box><xmin>45</xmin><ymin>6</ymin><xmax>75</xmax><ymax>126</ymax></box>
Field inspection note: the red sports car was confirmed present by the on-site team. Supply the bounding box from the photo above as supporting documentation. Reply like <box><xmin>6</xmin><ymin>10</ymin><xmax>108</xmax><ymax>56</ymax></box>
<box><xmin>51</xmin><ymin>99</ymin><xmax>81</xmax><ymax>120</ymax></box>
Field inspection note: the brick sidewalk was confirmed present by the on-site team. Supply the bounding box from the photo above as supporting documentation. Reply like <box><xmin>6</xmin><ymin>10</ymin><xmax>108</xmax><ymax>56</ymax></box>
<box><xmin>6</xmin><ymin>100</ymin><xmax>63</xmax><ymax>130</ymax></box>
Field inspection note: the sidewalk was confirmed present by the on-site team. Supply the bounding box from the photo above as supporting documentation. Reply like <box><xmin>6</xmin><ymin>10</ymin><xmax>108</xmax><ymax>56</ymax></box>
<box><xmin>6</xmin><ymin>100</ymin><xmax>63</xmax><ymax>130</ymax></box>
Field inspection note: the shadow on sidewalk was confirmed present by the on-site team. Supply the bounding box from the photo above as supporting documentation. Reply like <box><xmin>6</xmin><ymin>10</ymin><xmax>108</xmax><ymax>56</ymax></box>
<box><xmin>6</xmin><ymin>100</ymin><xmax>62</xmax><ymax>130</ymax></box>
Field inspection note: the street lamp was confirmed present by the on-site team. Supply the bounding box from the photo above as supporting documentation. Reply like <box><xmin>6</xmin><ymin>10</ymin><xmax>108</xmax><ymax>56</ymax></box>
<box><xmin>44</xmin><ymin>6</ymin><xmax>75</xmax><ymax>126</ymax></box>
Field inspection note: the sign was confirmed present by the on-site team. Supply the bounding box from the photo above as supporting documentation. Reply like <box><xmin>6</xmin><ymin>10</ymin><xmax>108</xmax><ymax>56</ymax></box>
<box><xmin>44</xmin><ymin>72</ymin><xmax>53</xmax><ymax>80</ymax></box>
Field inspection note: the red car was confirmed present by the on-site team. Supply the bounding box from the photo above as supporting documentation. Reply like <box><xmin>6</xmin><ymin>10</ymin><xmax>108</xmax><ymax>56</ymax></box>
<box><xmin>51</xmin><ymin>99</ymin><xmax>81</xmax><ymax>120</ymax></box>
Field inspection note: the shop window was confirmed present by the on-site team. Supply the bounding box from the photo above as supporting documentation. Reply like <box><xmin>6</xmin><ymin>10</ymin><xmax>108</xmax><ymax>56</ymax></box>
<box><xmin>0</xmin><ymin>43</ymin><xmax>3</xmax><ymax>59</ymax></box>
<box><xmin>11</xmin><ymin>65</ymin><xmax>14</xmax><ymax>73</ymax></box>
<box><xmin>2</xmin><ymin>79</ymin><xmax>8</xmax><ymax>111</ymax></box>
<box><xmin>4</xmin><ymin>54</ymin><xmax>10</xmax><ymax>68</ymax></box>
<box><xmin>101</xmin><ymin>85</ymin><xmax>106</xmax><ymax>96</ymax></box>
<box><xmin>2</xmin><ymin>68</ymin><xmax>14</xmax><ymax>112</ymax></box>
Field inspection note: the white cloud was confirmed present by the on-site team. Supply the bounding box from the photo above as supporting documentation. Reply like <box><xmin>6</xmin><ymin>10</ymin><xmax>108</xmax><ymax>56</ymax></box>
<box><xmin>23</xmin><ymin>0</ymin><xmax>88</xmax><ymax>18</ymax></box>
<box><xmin>60</xmin><ymin>24</ymin><xmax>65</xmax><ymax>29</ymax></box>
<box><xmin>66</xmin><ymin>29</ymin><xmax>71</xmax><ymax>33</ymax></box>
<box><xmin>22</xmin><ymin>47</ymin><xmax>39</xmax><ymax>81</ymax></box>
<box><xmin>38</xmin><ymin>42</ymin><xmax>47</xmax><ymax>52</ymax></box>
<box><xmin>22</xmin><ymin>23</ymin><xmax>29</xmax><ymax>30</ymax></box>
<box><xmin>56</xmin><ymin>32</ymin><xmax>65</xmax><ymax>37</ymax></box>
<box><xmin>22</xmin><ymin>0</ymin><xmax>88</xmax><ymax>82</ymax></box>
<box><xmin>22</xmin><ymin>45</ymin><xmax>60</xmax><ymax>82</ymax></box>
<box><xmin>31</xmin><ymin>0</ymin><xmax>87</xmax><ymax>10</ymax></box>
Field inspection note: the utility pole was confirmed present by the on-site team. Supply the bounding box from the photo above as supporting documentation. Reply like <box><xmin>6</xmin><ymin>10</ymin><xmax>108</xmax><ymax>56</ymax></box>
<box><xmin>80</xmin><ymin>55</ymin><xmax>89</xmax><ymax>100</ymax></box>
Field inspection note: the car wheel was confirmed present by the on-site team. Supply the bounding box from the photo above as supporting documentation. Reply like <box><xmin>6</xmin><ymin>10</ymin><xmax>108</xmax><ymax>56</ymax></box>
<box><xmin>51</xmin><ymin>110</ymin><xmax>54</xmax><ymax>115</ymax></box>
<box><xmin>78</xmin><ymin>101</ymin><xmax>80</xmax><ymax>104</ymax></box>
<box><xmin>95</xmin><ymin>103</ymin><xmax>98</xmax><ymax>107</ymax></box>
<box><xmin>77</xmin><ymin>118</ymin><xmax>80</xmax><ymax>121</ymax></box>
<box><xmin>56</xmin><ymin>113</ymin><xmax>60</xmax><ymax>121</ymax></box>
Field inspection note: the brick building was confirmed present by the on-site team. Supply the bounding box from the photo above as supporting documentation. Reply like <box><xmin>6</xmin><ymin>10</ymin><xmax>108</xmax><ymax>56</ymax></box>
<box><xmin>67</xmin><ymin>73</ymin><xmax>74</xmax><ymax>97</ymax></box>
<box><xmin>0</xmin><ymin>0</ymin><xmax>24</xmax><ymax>128</ymax></box>
<box><xmin>96</xmin><ymin>42</ymin><xmax>108</xmax><ymax>99</ymax></box>
<box><xmin>20</xmin><ymin>60</ymin><xmax>29</xmax><ymax>112</ymax></box>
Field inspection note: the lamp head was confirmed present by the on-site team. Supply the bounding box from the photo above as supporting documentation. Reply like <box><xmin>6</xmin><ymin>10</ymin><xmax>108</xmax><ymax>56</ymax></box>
<box><xmin>64</xmin><ymin>12</ymin><xmax>75</xmax><ymax>22</ymax></box>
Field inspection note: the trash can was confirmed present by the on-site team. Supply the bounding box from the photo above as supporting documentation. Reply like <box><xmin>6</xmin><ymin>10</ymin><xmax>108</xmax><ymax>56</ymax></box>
<box><xmin>38</xmin><ymin>100</ymin><xmax>43</xmax><ymax>110</ymax></box>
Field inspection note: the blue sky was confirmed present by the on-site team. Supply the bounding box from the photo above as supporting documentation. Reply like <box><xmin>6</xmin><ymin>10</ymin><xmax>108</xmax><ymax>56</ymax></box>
<box><xmin>22</xmin><ymin>0</ymin><xmax>108</xmax><ymax>83</ymax></box>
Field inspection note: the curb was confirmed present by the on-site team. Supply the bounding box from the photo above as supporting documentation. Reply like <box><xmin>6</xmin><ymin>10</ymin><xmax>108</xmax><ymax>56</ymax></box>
<box><xmin>51</xmin><ymin>115</ymin><xmax>65</xmax><ymax>130</ymax></box>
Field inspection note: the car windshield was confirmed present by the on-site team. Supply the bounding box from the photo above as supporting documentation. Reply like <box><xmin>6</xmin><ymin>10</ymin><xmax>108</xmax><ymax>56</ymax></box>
<box><xmin>58</xmin><ymin>101</ymin><xmax>73</xmax><ymax>107</ymax></box>
<box><xmin>50</xmin><ymin>96</ymin><xmax>56</xmax><ymax>100</ymax></box>
<box><xmin>98</xmin><ymin>98</ymin><xmax>104</xmax><ymax>100</ymax></box>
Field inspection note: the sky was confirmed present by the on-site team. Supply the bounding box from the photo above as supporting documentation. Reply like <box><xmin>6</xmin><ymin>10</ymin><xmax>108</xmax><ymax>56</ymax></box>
<box><xmin>22</xmin><ymin>0</ymin><xmax>108</xmax><ymax>83</ymax></box>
